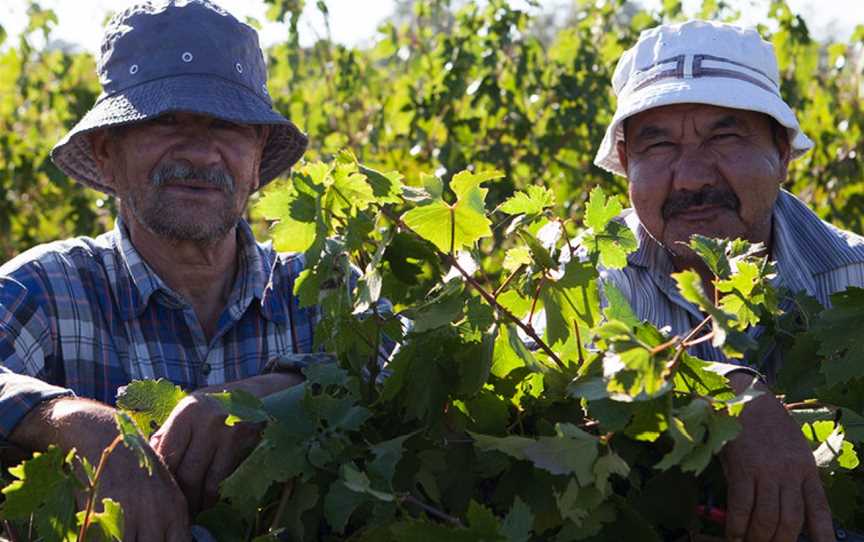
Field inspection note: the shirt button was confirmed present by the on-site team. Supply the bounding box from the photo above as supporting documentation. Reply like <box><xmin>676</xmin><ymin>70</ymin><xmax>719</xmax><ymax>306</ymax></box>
<box><xmin>201</xmin><ymin>363</ymin><xmax>211</xmax><ymax>376</ymax></box>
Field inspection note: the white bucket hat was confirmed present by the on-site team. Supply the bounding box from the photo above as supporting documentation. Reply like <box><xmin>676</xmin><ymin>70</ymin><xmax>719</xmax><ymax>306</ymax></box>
<box><xmin>593</xmin><ymin>20</ymin><xmax>813</xmax><ymax>177</ymax></box>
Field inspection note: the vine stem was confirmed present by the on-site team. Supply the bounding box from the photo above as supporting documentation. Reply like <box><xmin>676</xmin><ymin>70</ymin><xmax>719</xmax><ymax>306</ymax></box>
<box><xmin>493</xmin><ymin>264</ymin><xmax>525</xmax><ymax>299</ymax></box>
<box><xmin>382</xmin><ymin>207</ymin><xmax>566</xmax><ymax>370</ymax></box>
<box><xmin>398</xmin><ymin>494</ymin><xmax>464</xmax><ymax>527</ymax></box>
<box><xmin>448</xmin><ymin>254</ymin><xmax>565</xmax><ymax>369</ymax></box>
<box><xmin>77</xmin><ymin>434</ymin><xmax>124</xmax><ymax>542</ymax></box>
<box><xmin>2</xmin><ymin>520</ymin><xmax>20</xmax><ymax>542</ymax></box>
<box><xmin>528</xmin><ymin>275</ymin><xmax>547</xmax><ymax>324</ymax></box>
<box><xmin>664</xmin><ymin>315</ymin><xmax>712</xmax><ymax>375</ymax></box>
<box><xmin>270</xmin><ymin>479</ymin><xmax>295</xmax><ymax>531</ymax></box>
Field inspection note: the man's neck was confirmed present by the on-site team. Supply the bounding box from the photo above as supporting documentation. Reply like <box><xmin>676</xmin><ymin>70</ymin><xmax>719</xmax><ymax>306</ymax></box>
<box><xmin>123</xmin><ymin>213</ymin><xmax>239</xmax><ymax>340</ymax></box>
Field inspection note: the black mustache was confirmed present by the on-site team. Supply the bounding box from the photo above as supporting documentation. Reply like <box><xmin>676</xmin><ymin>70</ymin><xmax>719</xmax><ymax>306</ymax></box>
<box><xmin>662</xmin><ymin>187</ymin><xmax>740</xmax><ymax>219</ymax></box>
<box><xmin>150</xmin><ymin>162</ymin><xmax>236</xmax><ymax>193</ymax></box>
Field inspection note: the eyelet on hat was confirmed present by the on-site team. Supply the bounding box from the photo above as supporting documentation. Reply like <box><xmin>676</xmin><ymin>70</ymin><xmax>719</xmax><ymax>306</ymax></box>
<box><xmin>182</xmin><ymin>51</ymin><xmax>194</xmax><ymax>62</ymax></box>
<box><xmin>129</xmin><ymin>64</ymin><xmax>139</xmax><ymax>74</ymax></box>
<box><xmin>235</xmin><ymin>62</ymin><xmax>243</xmax><ymax>73</ymax></box>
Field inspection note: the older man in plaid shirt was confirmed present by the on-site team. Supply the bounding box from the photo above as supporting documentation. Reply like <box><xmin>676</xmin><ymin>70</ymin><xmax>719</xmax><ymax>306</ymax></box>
<box><xmin>0</xmin><ymin>1</ymin><xmax>318</xmax><ymax>538</ymax></box>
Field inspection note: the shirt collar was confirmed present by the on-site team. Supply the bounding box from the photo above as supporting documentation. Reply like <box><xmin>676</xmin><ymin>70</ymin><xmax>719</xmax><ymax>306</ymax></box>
<box><xmin>624</xmin><ymin>189</ymin><xmax>864</xmax><ymax>301</ymax></box>
<box><xmin>111</xmin><ymin>217</ymin><xmax>287</xmax><ymax>324</ymax></box>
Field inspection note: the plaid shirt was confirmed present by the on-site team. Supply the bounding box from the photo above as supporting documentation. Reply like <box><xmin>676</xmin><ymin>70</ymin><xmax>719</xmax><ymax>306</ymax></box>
<box><xmin>602</xmin><ymin>190</ymin><xmax>864</xmax><ymax>377</ymax></box>
<box><xmin>0</xmin><ymin>218</ymin><xmax>317</xmax><ymax>440</ymax></box>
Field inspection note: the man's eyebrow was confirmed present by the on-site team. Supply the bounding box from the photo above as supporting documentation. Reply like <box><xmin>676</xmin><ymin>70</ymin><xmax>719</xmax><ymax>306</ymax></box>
<box><xmin>632</xmin><ymin>125</ymin><xmax>670</xmax><ymax>140</ymax></box>
<box><xmin>710</xmin><ymin>115</ymin><xmax>746</xmax><ymax>131</ymax></box>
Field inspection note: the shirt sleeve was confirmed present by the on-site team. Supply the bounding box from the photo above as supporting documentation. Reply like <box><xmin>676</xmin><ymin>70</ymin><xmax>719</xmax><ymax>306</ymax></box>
<box><xmin>0</xmin><ymin>275</ymin><xmax>74</xmax><ymax>442</ymax></box>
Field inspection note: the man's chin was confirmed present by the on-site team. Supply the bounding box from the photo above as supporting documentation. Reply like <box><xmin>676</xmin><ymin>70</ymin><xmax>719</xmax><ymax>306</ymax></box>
<box><xmin>663</xmin><ymin>218</ymin><xmax>745</xmax><ymax>248</ymax></box>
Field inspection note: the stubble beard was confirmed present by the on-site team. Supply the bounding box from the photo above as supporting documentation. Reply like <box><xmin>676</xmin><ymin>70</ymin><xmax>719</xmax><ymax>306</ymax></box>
<box><xmin>123</xmin><ymin>162</ymin><xmax>248</xmax><ymax>245</ymax></box>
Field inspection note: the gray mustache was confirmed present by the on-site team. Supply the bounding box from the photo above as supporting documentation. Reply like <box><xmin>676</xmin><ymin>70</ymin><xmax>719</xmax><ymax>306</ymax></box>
<box><xmin>150</xmin><ymin>162</ymin><xmax>236</xmax><ymax>193</ymax></box>
<box><xmin>661</xmin><ymin>187</ymin><xmax>740</xmax><ymax>219</ymax></box>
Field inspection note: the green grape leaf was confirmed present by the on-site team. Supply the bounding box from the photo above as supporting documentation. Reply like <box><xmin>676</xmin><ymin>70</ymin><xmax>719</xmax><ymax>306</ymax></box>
<box><xmin>269</xmin><ymin>217</ymin><xmax>319</xmax><ymax>254</ymax></box>
<box><xmin>389</xmin><ymin>520</ymin><xmax>480</xmax><ymax>541</ymax></box>
<box><xmin>358</xmin><ymin>164</ymin><xmax>405</xmax><ymax>204</ymax></box>
<box><xmin>584</xmin><ymin>187</ymin><xmax>623</xmax><ymax>231</ymax></box>
<box><xmin>324</xmin><ymin>481</ymin><xmax>368</xmax><ymax>533</ymax></box>
<box><xmin>502</xmin><ymin>245</ymin><xmax>532</xmax><ymax>272</ymax></box>
<box><xmin>257</xmin><ymin>175</ymin><xmax>322</xmax><ymax>253</ymax></box>
<box><xmin>716</xmin><ymin>261</ymin><xmax>762</xmax><ymax>328</ymax></box>
<box><xmin>498</xmin><ymin>185</ymin><xmax>555</xmax><ymax>216</ymax></box>
<box><xmin>593</xmin><ymin>451</ymin><xmax>630</xmax><ymax>496</ymax></box>
<box><xmin>116</xmin><ymin>379</ymin><xmax>188</xmax><ymax>438</ymax></box>
<box><xmin>353</xmin><ymin>266</ymin><xmax>383</xmax><ymax>315</ymax></box>
<box><xmin>599</xmin><ymin>321</ymin><xmax>675</xmax><ymax>401</ymax></box>
<box><xmin>115</xmin><ymin>411</ymin><xmax>153</xmax><ymax>475</ymax></box>
<box><xmin>220</xmin><ymin>422</ymin><xmax>309</xmax><ymax>510</ymax></box>
<box><xmin>342</xmin><ymin>464</ymin><xmax>394</xmax><ymax>501</ymax></box>
<box><xmin>688</xmin><ymin>236</ymin><xmax>732</xmax><ymax>279</ymax></box>
<box><xmin>472</xmin><ymin>423</ymin><xmax>599</xmax><ymax>484</ymax></box>
<box><xmin>542</xmin><ymin>260</ymin><xmax>599</xmax><ymax>348</ymax></box>
<box><xmin>807</xmin><ymin>422</ymin><xmax>860</xmax><ymax>470</ymax></box>
<box><xmin>402</xmin><ymin>169</ymin><xmax>502</xmax><ymax>253</ymax></box>
<box><xmin>466</xmin><ymin>500</ymin><xmax>500</xmax><ymax>536</ymax></box>
<box><xmin>327</xmin><ymin>161</ymin><xmax>377</xmax><ymax>217</ymax></box>
<box><xmin>584</xmin><ymin>222</ymin><xmax>638</xmax><ymax>270</ymax></box>
<box><xmin>368</xmin><ymin>432</ymin><xmax>415</xmax><ymax>485</ymax></box>
<box><xmin>603</xmin><ymin>282</ymin><xmax>639</xmax><ymax>328</ymax></box>
<box><xmin>673</xmin><ymin>269</ymin><xmax>756</xmax><ymax>358</ymax></box>
<box><xmin>209</xmin><ymin>389</ymin><xmax>269</xmax><ymax>427</ymax></box>
<box><xmin>655</xmin><ymin>398</ymin><xmax>740</xmax><ymax>473</ymax></box>
<box><xmin>812</xmin><ymin>288</ymin><xmax>864</xmax><ymax>386</ymax></box>
<box><xmin>77</xmin><ymin>498</ymin><xmax>124</xmax><ymax>541</ymax></box>
<box><xmin>1</xmin><ymin>446</ymin><xmax>78</xmax><ymax>525</ymax></box>
<box><xmin>293</xmin><ymin>267</ymin><xmax>320</xmax><ymax>308</ymax></box>
<box><xmin>449</xmin><ymin>169</ymin><xmax>505</xmax><ymax>198</ymax></box>
<box><xmin>499</xmin><ymin>497</ymin><xmax>534</xmax><ymax>542</ymax></box>
<box><xmin>491</xmin><ymin>323</ymin><xmax>538</xmax><ymax>379</ymax></box>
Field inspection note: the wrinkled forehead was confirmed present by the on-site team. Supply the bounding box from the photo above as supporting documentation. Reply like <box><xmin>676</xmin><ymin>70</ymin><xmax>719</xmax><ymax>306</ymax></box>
<box><xmin>623</xmin><ymin>103</ymin><xmax>771</xmax><ymax>139</ymax></box>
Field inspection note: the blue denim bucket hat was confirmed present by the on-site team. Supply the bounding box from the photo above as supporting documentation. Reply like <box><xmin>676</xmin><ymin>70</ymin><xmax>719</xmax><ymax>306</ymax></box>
<box><xmin>51</xmin><ymin>0</ymin><xmax>308</xmax><ymax>195</ymax></box>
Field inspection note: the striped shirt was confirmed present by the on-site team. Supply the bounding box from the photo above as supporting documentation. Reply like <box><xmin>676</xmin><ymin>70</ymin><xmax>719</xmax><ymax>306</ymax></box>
<box><xmin>0</xmin><ymin>218</ymin><xmax>318</xmax><ymax>440</ymax></box>
<box><xmin>602</xmin><ymin>190</ymin><xmax>864</xmax><ymax>376</ymax></box>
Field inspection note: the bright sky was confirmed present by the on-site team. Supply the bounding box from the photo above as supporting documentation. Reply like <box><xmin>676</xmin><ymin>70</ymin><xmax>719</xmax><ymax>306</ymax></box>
<box><xmin>2</xmin><ymin>0</ymin><xmax>863</xmax><ymax>53</ymax></box>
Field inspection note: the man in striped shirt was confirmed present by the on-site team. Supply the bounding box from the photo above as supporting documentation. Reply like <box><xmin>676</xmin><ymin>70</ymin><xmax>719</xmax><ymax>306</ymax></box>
<box><xmin>0</xmin><ymin>2</ymin><xmax>314</xmax><ymax>538</ymax></box>
<box><xmin>593</xmin><ymin>21</ymin><xmax>864</xmax><ymax>542</ymax></box>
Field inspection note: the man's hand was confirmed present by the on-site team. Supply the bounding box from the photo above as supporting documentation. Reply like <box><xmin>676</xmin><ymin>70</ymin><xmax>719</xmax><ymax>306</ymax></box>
<box><xmin>149</xmin><ymin>393</ymin><xmax>261</xmax><ymax>514</ymax></box>
<box><xmin>722</xmin><ymin>372</ymin><xmax>834</xmax><ymax>542</ymax></box>
<box><xmin>149</xmin><ymin>371</ymin><xmax>302</xmax><ymax>514</ymax></box>
<box><xmin>10</xmin><ymin>397</ymin><xmax>191</xmax><ymax>541</ymax></box>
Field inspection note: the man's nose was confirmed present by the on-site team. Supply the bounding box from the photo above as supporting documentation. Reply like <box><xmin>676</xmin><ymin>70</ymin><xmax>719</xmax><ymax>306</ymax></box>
<box><xmin>170</xmin><ymin>127</ymin><xmax>221</xmax><ymax>166</ymax></box>
<box><xmin>670</xmin><ymin>146</ymin><xmax>719</xmax><ymax>192</ymax></box>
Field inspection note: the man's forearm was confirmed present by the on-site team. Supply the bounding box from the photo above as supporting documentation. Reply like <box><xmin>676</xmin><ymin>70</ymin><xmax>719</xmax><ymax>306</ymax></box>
<box><xmin>196</xmin><ymin>372</ymin><xmax>304</xmax><ymax>398</ymax></box>
<box><xmin>8</xmin><ymin>396</ymin><xmax>120</xmax><ymax>459</ymax></box>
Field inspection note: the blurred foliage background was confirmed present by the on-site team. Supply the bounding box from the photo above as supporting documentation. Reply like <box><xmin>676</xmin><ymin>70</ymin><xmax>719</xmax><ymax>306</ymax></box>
<box><xmin>0</xmin><ymin>0</ymin><xmax>862</xmax><ymax>262</ymax></box>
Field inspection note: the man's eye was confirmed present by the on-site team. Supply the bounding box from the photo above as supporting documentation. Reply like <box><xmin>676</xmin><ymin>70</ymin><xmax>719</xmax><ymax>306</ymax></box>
<box><xmin>646</xmin><ymin>141</ymin><xmax>674</xmax><ymax>150</ymax></box>
<box><xmin>711</xmin><ymin>133</ymin><xmax>739</xmax><ymax>142</ymax></box>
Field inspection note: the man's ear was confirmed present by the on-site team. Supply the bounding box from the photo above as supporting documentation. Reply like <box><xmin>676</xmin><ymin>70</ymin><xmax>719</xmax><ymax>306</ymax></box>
<box><xmin>89</xmin><ymin>129</ymin><xmax>116</xmax><ymax>187</ymax></box>
<box><xmin>775</xmin><ymin>127</ymin><xmax>792</xmax><ymax>184</ymax></box>
<box><xmin>616</xmin><ymin>139</ymin><xmax>629</xmax><ymax>173</ymax></box>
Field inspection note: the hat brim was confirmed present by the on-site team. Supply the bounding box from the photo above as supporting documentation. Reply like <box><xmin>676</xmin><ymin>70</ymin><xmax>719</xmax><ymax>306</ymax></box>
<box><xmin>51</xmin><ymin>74</ymin><xmax>308</xmax><ymax>195</ymax></box>
<box><xmin>593</xmin><ymin>76</ymin><xmax>813</xmax><ymax>177</ymax></box>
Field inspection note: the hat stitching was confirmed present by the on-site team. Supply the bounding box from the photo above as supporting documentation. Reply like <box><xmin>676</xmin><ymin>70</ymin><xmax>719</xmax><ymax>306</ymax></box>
<box><xmin>696</xmin><ymin>67</ymin><xmax>776</xmax><ymax>95</ymax></box>
<box><xmin>94</xmin><ymin>72</ymin><xmax>273</xmax><ymax>109</ymax></box>
<box><xmin>630</xmin><ymin>55</ymin><xmax>685</xmax><ymax>94</ymax></box>
<box><xmin>695</xmin><ymin>53</ymin><xmax>776</xmax><ymax>85</ymax></box>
